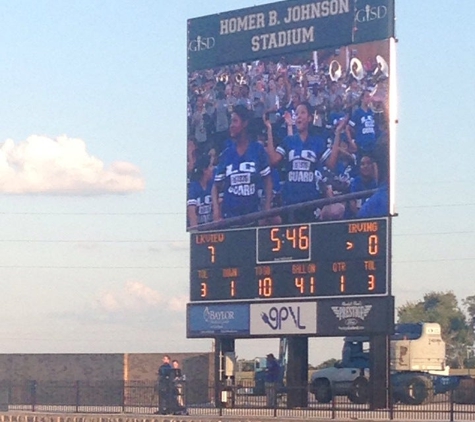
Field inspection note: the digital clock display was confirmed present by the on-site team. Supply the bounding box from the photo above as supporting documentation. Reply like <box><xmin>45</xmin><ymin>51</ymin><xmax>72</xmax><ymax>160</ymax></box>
<box><xmin>190</xmin><ymin>218</ymin><xmax>389</xmax><ymax>302</ymax></box>
<box><xmin>257</xmin><ymin>225</ymin><xmax>311</xmax><ymax>263</ymax></box>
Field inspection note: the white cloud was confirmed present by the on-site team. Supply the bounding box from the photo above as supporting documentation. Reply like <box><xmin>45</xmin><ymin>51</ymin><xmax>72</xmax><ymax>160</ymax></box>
<box><xmin>0</xmin><ymin>135</ymin><xmax>144</xmax><ymax>194</ymax></box>
<box><xmin>168</xmin><ymin>295</ymin><xmax>188</xmax><ymax>312</ymax></box>
<box><xmin>96</xmin><ymin>281</ymin><xmax>185</xmax><ymax>314</ymax></box>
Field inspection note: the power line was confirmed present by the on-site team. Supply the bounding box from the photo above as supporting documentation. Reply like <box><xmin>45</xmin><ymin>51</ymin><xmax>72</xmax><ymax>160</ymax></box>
<box><xmin>1</xmin><ymin>257</ymin><xmax>475</xmax><ymax>269</ymax></box>
<box><xmin>0</xmin><ymin>239</ymin><xmax>188</xmax><ymax>243</ymax></box>
<box><xmin>395</xmin><ymin>257</ymin><xmax>475</xmax><ymax>264</ymax></box>
<box><xmin>394</xmin><ymin>231</ymin><xmax>475</xmax><ymax>237</ymax></box>
<box><xmin>0</xmin><ymin>265</ymin><xmax>186</xmax><ymax>269</ymax></box>
<box><xmin>0</xmin><ymin>211</ymin><xmax>182</xmax><ymax>215</ymax></box>
<box><xmin>397</xmin><ymin>203</ymin><xmax>475</xmax><ymax>209</ymax></box>
<box><xmin>0</xmin><ymin>202</ymin><xmax>473</xmax><ymax>216</ymax></box>
<box><xmin>0</xmin><ymin>230</ymin><xmax>472</xmax><ymax>243</ymax></box>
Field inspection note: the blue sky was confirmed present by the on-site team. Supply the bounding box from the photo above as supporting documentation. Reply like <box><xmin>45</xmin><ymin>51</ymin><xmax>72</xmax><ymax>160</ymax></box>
<box><xmin>0</xmin><ymin>0</ymin><xmax>474</xmax><ymax>365</ymax></box>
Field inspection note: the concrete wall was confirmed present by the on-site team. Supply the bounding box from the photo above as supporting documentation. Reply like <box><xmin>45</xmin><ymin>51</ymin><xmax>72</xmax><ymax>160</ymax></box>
<box><xmin>0</xmin><ymin>353</ymin><xmax>214</xmax><ymax>406</ymax></box>
<box><xmin>0</xmin><ymin>355</ymin><xmax>124</xmax><ymax>382</ymax></box>
<box><xmin>0</xmin><ymin>353</ymin><xmax>213</xmax><ymax>383</ymax></box>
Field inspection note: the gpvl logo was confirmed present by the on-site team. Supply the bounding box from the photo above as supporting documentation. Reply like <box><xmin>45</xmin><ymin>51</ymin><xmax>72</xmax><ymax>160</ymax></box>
<box><xmin>260</xmin><ymin>305</ymin><xmax>306</xmax><ymax>330</ymax></box>
<box><xmin>188</xmin><ymin>35</ymin><xmax>215</xmax><ymax>52</ymax></box>
<box><xmin>355</xmin><ymin>4</ymin><xmax>388</xmax><ymax>23</ymax></box>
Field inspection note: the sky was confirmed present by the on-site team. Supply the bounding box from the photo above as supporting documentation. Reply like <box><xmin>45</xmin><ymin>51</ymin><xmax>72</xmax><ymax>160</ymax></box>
<box><xmin>0</xmin><ymin>0</ymin><xmax>474</xmax><ymax>366</ymax></box>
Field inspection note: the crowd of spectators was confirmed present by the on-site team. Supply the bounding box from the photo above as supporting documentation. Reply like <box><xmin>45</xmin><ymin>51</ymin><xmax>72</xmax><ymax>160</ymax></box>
<box><xmin>187</xmin><ymin>48</ymin><xmax>390</xmax><ymax>229</ymax></box>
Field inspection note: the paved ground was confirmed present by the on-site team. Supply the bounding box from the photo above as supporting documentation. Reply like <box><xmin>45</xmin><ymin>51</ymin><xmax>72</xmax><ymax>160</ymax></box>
<box><xmin>2</xmin><ymin>404</ymin><xmax>475</xmax><ymax>422</ymax></box>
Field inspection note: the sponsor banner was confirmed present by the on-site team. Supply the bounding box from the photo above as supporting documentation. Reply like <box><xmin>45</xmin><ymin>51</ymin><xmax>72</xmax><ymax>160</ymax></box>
<box><xmin>250</xmin><ymin>301</ymin><xmax>317</xmax><ymax>335</ymax></box>
<box><xmin>187</xmin><ymin>303</ymin><xmax>250</xmax><ymax>337</ymax></box>
<box><xmin>188</xmin><ymin>0</ymin><xmax>394</xmax><ymax>71</ymax></box>
<box><xmin>317</xmin><ymin>295</ymin><xmax>394</xmax><ymax>335</ymax></box>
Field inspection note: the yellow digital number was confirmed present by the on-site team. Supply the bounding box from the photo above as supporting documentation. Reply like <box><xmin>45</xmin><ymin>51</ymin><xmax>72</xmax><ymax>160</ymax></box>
<box><xmin>368</xmin><ymin>275</ymin><xmax>376</xmax><ymax>291</ymax></box>
<box><xmin>295</xmin><ymin>276</ymin><xmax>316</xmax><ymax>294</ymax></box>
<box><xmin>299</xmin><ymin>225</ymin><xmax>310</xmax><ymax>250</ymax></box>
<box><xmin>286</xmin><ymin>228</ymin><xmax>297</xmax><ymax>248</ymax></box>
<box><xmin>200</xmin><ymin>282</ymin><xmax>207</xmax><ymax>297</ymax></box>
<box><xmin>340</xmin><ymin>275</ymin><xmax>346</xmax><ymax>293</ymax></box>
<box><xmin>310</xmin><ymin>276</ymin><xmax>315</xmax><ymax>294</ymax></box>
<box><xmin>295</xmin><ymin>277</ymin><xmax>304</xmax><ymax>294</ymax></box>
<box><xmin>207</xmin><ymin>245</ymin><xmax>215</xmax><ymax>263</ymax></box>
<box><xmin>271</xmin><ymin>228</ymin><xmax>281</xmax><ymax>252</ymax></box>
<box><xmin>368</xmin><ymin>235</ymin><xmax>378</xmax><ymax>256</ymax></box>
<box><xmin>258</xmin><ymin>277</ymin><xmax>273</xmax><ymax>297</ymax></box>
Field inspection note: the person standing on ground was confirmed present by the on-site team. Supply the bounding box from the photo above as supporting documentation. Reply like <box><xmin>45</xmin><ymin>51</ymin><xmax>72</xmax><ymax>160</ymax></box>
<box><xmin>171</xmin><ymin>359</ymin><xmax>186</xmax><ymax>412</ymax></box>
<box><xmin>265</xmin><ymin>353</ymin><xmax>280</xmax><ymax>408</ymax></box>
<box><xmin>156</xmin><ymin>355</ymin><xmax>172</xmax><ymax>415</ymax></box>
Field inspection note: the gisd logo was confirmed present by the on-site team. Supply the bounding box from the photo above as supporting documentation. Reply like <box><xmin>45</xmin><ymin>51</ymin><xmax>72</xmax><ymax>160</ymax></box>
<box><xmin>355</xmin><ymin>4</ymin><xmax>388</xmax><ymax>23</ymax></box>
<box><xmin>188</xmin><ymin>35</ymin><xmax>215</xmax><ymax>52</ymax></box>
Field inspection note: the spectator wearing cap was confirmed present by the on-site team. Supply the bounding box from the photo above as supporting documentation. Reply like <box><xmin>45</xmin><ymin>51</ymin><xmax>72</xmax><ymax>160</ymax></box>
<box><xmin>265</xmin><ymin>353</ymin><xmax>280</xmax><ymax>408</ymax></box>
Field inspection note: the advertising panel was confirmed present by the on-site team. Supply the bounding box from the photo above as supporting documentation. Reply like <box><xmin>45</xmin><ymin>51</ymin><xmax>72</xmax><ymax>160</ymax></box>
<box><xmin>250</xmin><ymin>301</ymin><xmax>317</xmax><ymax>335</ymax></box>
<box><xmin>187</xmin><ymin>303</ymin><xmax>250</xmax><ymax>337</ymax></box>
<box><xmin>187</xmin><ymin>0</ymin><xmax>395</xmax><ymax>231</ymax></box>
<box><xmin>186</xmin><ymin>297</ymin><xmax>392</xmax><ymax>338</ymax></box>
<box><xmin>316</xmin><ymin>295</ymin><xmax>394</xmax><ymax>335</ymax></box>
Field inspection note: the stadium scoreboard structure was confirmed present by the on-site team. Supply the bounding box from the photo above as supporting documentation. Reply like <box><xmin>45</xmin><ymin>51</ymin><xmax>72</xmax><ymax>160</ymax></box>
<box><xmin>186</xmin><ymin>0</ymin><xmax>396</xmax><ymax>338</ymax></box>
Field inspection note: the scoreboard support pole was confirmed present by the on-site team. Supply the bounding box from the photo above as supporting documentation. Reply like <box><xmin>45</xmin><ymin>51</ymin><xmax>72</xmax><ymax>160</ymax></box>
<box><xmin>369</xmin><ymin>334</ymin><xmax>390</xmax><ymax>409</ymax></box>
<box><xmin>286</xmin><ymin>337</ymin><xmax>308</xmax><ymax>408</ymax></box>
<box><xmin>214</xmin><ymin>338</ymin><xmax>235</xmax><ymax>407</ymax></box>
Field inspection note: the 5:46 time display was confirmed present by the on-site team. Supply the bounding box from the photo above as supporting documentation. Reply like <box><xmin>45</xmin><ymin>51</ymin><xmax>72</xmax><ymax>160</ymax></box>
<box><xmin>257</xmin><ymin>225</ymin><xmax>311</xmax><ymax>263</ymax></box>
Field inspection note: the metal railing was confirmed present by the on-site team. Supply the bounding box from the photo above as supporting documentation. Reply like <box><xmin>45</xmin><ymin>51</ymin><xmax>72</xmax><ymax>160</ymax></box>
<box><xmin>1</xmin><ymin>379</ymin><xmax>475</xmax><ymax>421</ymax></box>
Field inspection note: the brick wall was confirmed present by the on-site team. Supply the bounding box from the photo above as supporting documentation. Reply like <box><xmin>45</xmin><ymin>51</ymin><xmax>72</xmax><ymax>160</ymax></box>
<box><xmin>0</xmin><ymin>352</ymin><xmax>214</xmax><ymax>406</ymax></box>
<box><xmin>0</xmin><ymin>354</ymin><xmax>124</xmax><ymax>382</ymax></box>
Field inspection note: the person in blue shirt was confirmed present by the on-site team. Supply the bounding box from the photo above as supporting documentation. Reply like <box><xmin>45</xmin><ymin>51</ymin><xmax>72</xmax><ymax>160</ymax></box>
<box><xmin>265</xmin><ymin>102</ymin><xmax>327</xmax><ymax>223</ymax></box>
<box><xmin>320</xmin><ymin>119</ymin><xmax>356</xmax><ymax>220</ymax></box>
<box><xmin>212</xmin><ymin>105</ymin><xmax>272</xmax><ymax>222</ymax></box>
<box><xmin>357</xmin><ymin>182</ymin><xmax>388</xmax><ymax>218</ymax></box>
<box><xmin>348</xmin><ymin>90</ymin><xmax>378</xmax><ymax>159</ymax></box>
<box><xmin>187</xmin><ymin>154</ymin><xmax>214</xmax><ymax>228</ymax></box>
<box><xmin>326</xmin><ymin>95</ymin><xmax>347</xmax><ymax>134</ymax></box>
<box><xmin>348</xmin><ymin>155</ymin><xmax>378</xmax><ymax>218</ymax></box>
<box><xmin>357</xmin><ymin>143</ymin><xmax>389</xmax><ymax>218</ymax></box>
<box><xmin>265</xmin><ymin>353</ymin><xmax>281</xmax><ymax>408</ymax></box>
<box><xmin>156</xmin><ymin>355</ymin><xmax>173</xmax><ymax>415</ymax></box>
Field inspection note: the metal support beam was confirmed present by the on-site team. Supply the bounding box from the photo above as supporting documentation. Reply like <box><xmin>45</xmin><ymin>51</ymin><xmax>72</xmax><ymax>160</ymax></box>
<box><xmin>369</xmin><ymin>334</ymin><xmax>390</xmax><ymax>409</ymax></box>
<box><xmin>286</xmin><ymin>336</ymin><xmax>308</xmax><ymax>408</ymax></box>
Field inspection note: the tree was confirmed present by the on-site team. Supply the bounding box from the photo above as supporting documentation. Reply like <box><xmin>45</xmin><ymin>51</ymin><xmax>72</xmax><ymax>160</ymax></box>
<box><xmin>462</xmin><ymin>295</ymin><xmax>475</xmax><ymax>332</ymax></box>
<box><xmin>313</xmin><ymin>358</ymin><xmax>338</xmax><ymax>370</ymax></box>
<box><xmin>237</xmin><ymin>359</ymin><xmax>257</xmax><ymax>372</ymax></box>
<box><xmin>462</xmin><ymin>295</ymin><xmax>475</xmax><ymax>368</ymax></box>
<box><xmin>397</xmin><ymin>291</ymin><xmax>474</xmax><ymax>368</ymax></box>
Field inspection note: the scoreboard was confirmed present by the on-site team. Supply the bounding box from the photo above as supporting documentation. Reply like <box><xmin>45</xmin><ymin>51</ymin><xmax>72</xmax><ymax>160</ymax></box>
<box><xmin>190</xmin><ymin>218</ymin><xmax>389</xmax><ymax>303</ymax></box>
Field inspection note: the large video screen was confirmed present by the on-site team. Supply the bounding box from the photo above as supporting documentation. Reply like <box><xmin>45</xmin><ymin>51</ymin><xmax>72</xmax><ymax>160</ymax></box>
<box><xmin>187</xmin><ymin>0</ymin><xmax>395</xmax><ymax>231</ymax></box>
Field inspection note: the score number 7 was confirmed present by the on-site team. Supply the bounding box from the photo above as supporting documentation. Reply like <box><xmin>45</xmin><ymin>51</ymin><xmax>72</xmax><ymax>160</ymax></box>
<box><xmin>207</xmin><ymin>246</ymin><xmax>216</xmax><ymax>263</ymax></box>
